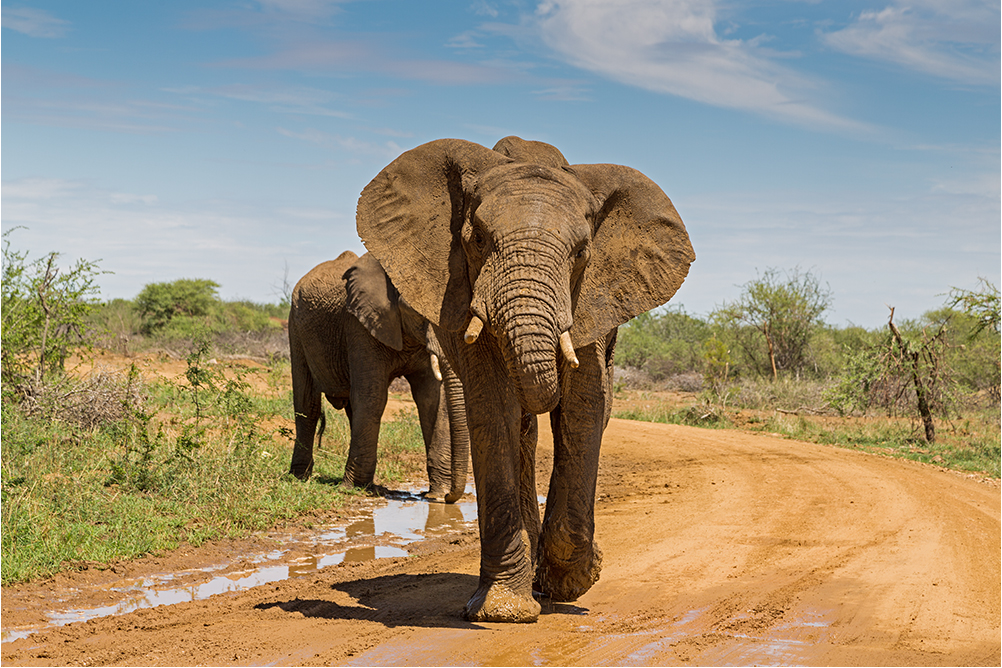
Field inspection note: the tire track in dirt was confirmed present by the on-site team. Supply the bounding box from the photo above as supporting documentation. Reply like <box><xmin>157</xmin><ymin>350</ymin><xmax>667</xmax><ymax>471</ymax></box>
<box><xmin>2</xmin><ymin>417</ymin><xmax>998</xmax><ymax>666</ymax></box>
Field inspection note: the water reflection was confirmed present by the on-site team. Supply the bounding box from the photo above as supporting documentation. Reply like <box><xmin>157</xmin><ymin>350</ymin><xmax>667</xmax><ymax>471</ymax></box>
<box><xmin>1</xmin><ymin>486</ymin><xmax>479</xmax><ymax>644</ymax></box>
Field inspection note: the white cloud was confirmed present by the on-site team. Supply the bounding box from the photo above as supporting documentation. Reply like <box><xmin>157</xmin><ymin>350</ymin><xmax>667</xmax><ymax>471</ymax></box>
<box><xmin>529</xmin><ymin>0</ymin><xmax>869</xmax><ymax>132</ymax></box>
<box><xmin>2</xmin><ymin>177</ymin><xmax>85</xmax><ymax>200</ymax></box>
<box><xmin>447</xmin><ymin>31</ymin><xmax>487</xmax><ymax>49</ymax></box>
<box><xmin>677</xmin><ymin>179</ymin><xmax>1000</xmax><ymax>325</ymax></box>
<box><xmin>471</xmin><ymin>1</ymin><xmax>501</xmax><ymax>19</ymax></box>
<box><xmin>1</xmin><ymin>6</ymin><xmax>69</xmax><ymax>38</ymax></box>
<box><xmin>1</xmin><ymin>177</ymin><xmax>361</xmax><ymax>302</ymax></box>
<box><xmin>822</xmin><ymin>1</ymin><xmax>1000</xmax><ymax>85</ymax></box>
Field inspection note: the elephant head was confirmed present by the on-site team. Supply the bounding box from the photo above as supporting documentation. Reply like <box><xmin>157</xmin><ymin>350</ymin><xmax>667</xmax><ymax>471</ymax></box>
<box><xmin>344</xmin><ymin>252</ymin><xmax>435</xmax><ymax>359</ymax></box>
<box><xmin>356</xmin><ymin>137</ymin><xmax>694</xmax><ymax>414</ymax></box>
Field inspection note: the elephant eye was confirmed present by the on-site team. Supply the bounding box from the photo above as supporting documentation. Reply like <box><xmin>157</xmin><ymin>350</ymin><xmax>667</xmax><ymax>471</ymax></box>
<box><xmin>574</xmin><ymin>244</ymin><xmax>590</xmax><ymax>261</ymax></box>
<box><xmin>470</xmin><ymin>225</ymin><xmax>489</xmax><ymax>253</ymax></box>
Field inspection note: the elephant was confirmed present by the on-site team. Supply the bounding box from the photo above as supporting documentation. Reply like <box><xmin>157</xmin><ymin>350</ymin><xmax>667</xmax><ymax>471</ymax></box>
<box><xmin>355</xmin><ymin>136</ymin><xmax>694</xmax><ymax>622</ymax></box>
<box><xmin>288</xmin><ymin>250</ymin><xmax>470</xmax><ymax>503</ymax></box>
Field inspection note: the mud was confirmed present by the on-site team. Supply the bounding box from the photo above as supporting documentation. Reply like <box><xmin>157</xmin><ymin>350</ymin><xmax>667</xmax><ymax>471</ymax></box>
<box><xmin>3</xmin><ymin>407</ymin><xmax>999</xmax><ymax>665</ymax></box>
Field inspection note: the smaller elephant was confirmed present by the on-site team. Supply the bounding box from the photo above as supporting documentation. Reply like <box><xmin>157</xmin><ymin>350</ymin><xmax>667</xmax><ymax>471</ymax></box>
<box><xmin>288</xmin><ymin>251</ymin><xmax>469</xmax><ymax>502</ymax></box>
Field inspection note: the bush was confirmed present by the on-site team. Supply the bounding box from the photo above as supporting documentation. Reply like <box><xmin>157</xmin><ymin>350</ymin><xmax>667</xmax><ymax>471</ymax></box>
<box><xmin>1</xmin><ymin>230</ymin><xmax>104</xmax><ymax>397</ymax></box>
<box><xmin>86</xmin><ymin>287</ymin><xmax>289</xmax><ymax>361</ymax></box>
<box><xmin>617</xmin><ymin>306</ymin><xmax>712</xmax><ymax>379</ymax></box>
<box><xmin>135</xmin><ymin>278</ymin><xmax>221</xmax><ymax>334</ymax></box>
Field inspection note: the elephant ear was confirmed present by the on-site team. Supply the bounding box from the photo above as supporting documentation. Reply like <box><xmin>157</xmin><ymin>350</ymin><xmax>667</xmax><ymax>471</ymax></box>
<box><xmin>569</xmin><ymin>163</ymin><xmax>695</xmax><ymax>347</ymax></box>
<box><xmin>344</xmin><ymin>252</ymin><xmax>404</xmax><ymax>351</ymax></box>
<box><xmin>492</xmin><ymin>136</ymin><xmax>570</xmax><ymax>168</ymax></box>
<box><xmin>356</xmin><ymin>138</ymin><xmax>512</xmax><ymax>331</ymax></box>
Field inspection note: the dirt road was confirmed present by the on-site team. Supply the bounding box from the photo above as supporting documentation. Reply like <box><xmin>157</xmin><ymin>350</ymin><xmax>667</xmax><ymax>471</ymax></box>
<box><xmin>3</xmin><ymin>416</ymin><xmax>999</xmax><ymax>666</ymax></box>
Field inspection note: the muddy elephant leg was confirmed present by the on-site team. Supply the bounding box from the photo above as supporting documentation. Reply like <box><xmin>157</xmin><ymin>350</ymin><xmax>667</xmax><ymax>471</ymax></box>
<box><xmin>341</xmin><ymin>376</ymin><xmax>389</xmax><ymax>489</ymax></box>
<box><xmin>290</xmin><ymin>347</ymin><xmax>320</xmax><ymax>480</ymax></box>
<box><xmin>453</xmin><ymin>335</ymin><xmax>540</xmax><ymax>623</ymax></box>
<box><xmin>408</xmin><ymin>367</ymin><xmax>451</xmax><ymax>500</ymax></box>
<box><xmin>535</xmin><ymin>329</ymin><xmax>616</xmax><ymax>601</ymax></box>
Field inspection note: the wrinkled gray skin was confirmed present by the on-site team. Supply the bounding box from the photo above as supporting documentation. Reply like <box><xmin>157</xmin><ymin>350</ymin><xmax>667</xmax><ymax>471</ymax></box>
<box><xmin>288</xmin><ymin>251</ymin><xmax>470</xmax><ymax>503</ymax></box>
<box><xmin>356</xmin><ymin>136</ymin><xmax>695</xmax><ymax>622</ymax></box>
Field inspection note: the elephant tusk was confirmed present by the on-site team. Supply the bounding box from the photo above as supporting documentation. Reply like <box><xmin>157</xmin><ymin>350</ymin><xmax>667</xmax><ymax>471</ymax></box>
<box><xmin>559</xmin><ymin>331</ymin><xmax>579</xmax><ymax>368</ymax></box>
<box><xmin>464</xmin><ymin>315</ymin><xmax>484</xmax><ymax>344</ymax></box>
<box><xmin>430</xmin><ymin>354</ymin><xmax>443</xmax><ymax>381</ymax></box>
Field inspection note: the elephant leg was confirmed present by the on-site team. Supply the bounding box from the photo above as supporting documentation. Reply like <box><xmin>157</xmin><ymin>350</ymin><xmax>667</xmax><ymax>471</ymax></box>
<box><xmin>290</xmin><ymin>347</ymin><xmax>320</xmax><ymax>480</ymax></box>
<box><xmin>535</xmin><ymin>329</ymin><xmax>616</xmax><ymax>602</ymax></box>
<box><xmin>408</xmin><ymin>367</ymin><xmax>451</xmax><ymax>500</ymax></box>
<box><xmin>449</xmin><ymin>334</ymin><xmax>540</xmax><ymax>623</ymax></box>
<box><xmin>341</xmin><ymin>376</ymin><xmax>389</xmax><ymax>490</ymax></box>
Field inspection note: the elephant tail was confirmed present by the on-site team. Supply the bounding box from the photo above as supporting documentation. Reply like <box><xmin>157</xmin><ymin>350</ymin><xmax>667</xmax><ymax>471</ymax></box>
<box><xmin>317</xmin><ymin>404</ymin><xmax>327</xmax><ymax>450</ymax></box>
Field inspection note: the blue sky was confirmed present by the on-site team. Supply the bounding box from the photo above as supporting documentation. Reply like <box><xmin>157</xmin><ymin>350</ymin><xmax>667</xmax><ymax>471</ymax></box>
<box><xmin>2</xmin><ymin>0</ymin><xmax>998</xmax><ymax>328</ymax></box>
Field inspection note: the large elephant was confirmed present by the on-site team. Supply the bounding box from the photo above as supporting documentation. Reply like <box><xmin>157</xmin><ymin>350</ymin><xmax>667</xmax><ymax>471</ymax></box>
<box><xmin>288</xmin><ymin>250</ymin><xmax>470</xmax><ymax>503</ymax></box>
<box><xmin>355</xmin><ymin>136</ymin><xmax>694</xmax><ymax>622</ymax></box>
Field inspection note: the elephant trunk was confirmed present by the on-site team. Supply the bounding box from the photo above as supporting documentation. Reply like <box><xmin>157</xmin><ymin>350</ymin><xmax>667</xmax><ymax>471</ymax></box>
<box><xmin>489</xmin><ymin>271</ymin><xmax>569</xmax><ymax>415</ymax></box>
<box><xmin>442</xmin><ymin>358</ymin><xmax>471</xmax><ymax>503</ymax></box>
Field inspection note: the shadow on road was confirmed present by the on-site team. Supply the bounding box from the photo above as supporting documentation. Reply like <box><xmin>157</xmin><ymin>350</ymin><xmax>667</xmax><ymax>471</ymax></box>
<box><xmin>256</xmin><ymin>571</ymin><xmax>592</xmax><ymax>628</ymax></box>
<box><xmin>256</xmin><ymin>572</ymin><xmax>484</xmax><ymax>629</ymax></box>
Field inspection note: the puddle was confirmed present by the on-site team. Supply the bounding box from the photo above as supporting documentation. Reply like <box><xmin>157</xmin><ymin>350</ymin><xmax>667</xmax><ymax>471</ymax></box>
<box><xmin>1</xmin><ymin>485</ymin><xmax>483</xmax><ymax>644</ymax></box>
<box><xmin>618</xmin><ymin>605</ymin><xmax>837</xmax><ymax>667</ymax></box>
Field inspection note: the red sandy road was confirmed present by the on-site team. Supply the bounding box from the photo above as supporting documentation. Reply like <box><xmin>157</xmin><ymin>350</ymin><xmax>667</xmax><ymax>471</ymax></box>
<box><xmin>2</xmin><ymin>417</ymin><xmax>999</xmax><ymax>666</ymax></box>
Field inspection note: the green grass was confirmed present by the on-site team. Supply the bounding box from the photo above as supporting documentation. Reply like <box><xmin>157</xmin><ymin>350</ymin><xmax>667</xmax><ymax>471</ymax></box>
<box><xmin>0</xmin><ymin>358</ymin><xmax>427</xmax><ymax>585</ymax></box>
<box><xmin>614</xmin><ymin>403</ymin><xmax>734</xmax><ymax>429</ymax></box>
<box><xmin>750</xmin><ymin>411</ymin><xmax>1001</xmax><ymax>478</ymax></box>
<box><xmin>615</xmin><ymin>398</ymin><xmax>1000</xmax><ymax>479</ymax></box>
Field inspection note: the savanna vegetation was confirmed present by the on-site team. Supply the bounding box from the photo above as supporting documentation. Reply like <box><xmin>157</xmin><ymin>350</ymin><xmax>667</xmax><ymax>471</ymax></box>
<box><xmin>1</xmin><ymin>232</ymin><xmax>426</xmax><ymax>584</ymax></box>
<box><xmin>2</xmin><ymin>232</ymin><xmax>999</xmax><ymax>585</ymax></box>
<box><xmin>615</xmin><ymin>268</ymin><xmax>1000</xmax><ymax>478</ymax></box>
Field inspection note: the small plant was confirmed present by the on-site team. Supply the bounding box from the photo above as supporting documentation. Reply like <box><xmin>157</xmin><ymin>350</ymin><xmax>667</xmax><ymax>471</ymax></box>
<box><xmin>701</xmin><ymin>335</ymin><xmax>737</xmax><ymax>407</ymax></box>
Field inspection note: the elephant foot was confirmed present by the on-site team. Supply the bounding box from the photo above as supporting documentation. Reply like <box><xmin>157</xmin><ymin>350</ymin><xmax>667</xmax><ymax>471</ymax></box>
<box><xmin>289</xmin><ymin>462</ymin><xmax>313</xmax><ymax>481</ymax></box>
<box><xmin>423</xmin><ymin>484</ymin><xmax>465</xmax><ymax>504</ymax></box>
<box><xmin>423</xmin><ymin>486</ymin><xmax>449</xmax><ymax>503</ymax></box>
<box><xmin>341</xmin><ymin>466</ymin><xmax>375</xmax><ymax>491</ymax></box>
<box><xmin>463</xmin><ymin>581</ymin><xmax>540</xmax><ymax>623</ymax></box>
<box><xmin>535</xmin><ymin>541</ymin><xmax>603</xmax><ymax>602</ymax></box>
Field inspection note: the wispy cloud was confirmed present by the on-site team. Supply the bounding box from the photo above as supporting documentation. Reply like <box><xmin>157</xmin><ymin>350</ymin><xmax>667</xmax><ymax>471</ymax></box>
<box><xmin>526</xmin><ymin>0</ymin><xmax>869</xmax><ymax>132</ymax></box>
<box><xmin>217</xmin><ymin>39</ymin><xmax>518</xmax><ymax>85</ymax></box>
<box><xmin>2</xmin><ymin>64</ymin><xmax>205</xmax><ymax>134</ymax></box>
<box><xmin>821</xmin><ymin>1</ymin><xmax>1000</xmax><ymax>85</ymax></box>
<box><xmin>190</xmin><ymin>83</ymin><xmax>355</xmax><ymax>118</ymax></box>
<box><xmin>1</xmin><ymin>177</ymin><xmax>359</xmax><ymax>302</ymax></box>
<box><xmin>255</xmin><ymin>0</ymin><xmax>353</xmax><ymax>20</ymax></box>
<box><xmin>276</xmin><ymin>127</ymin><xmax>403</xmax><ymax>158</ymax></box>
<box><xmin>2</xmin><ymin>6</ymin><xmax>69</xmax><ymax>38</ymax></box>
<box><xmin>531</xmin><ymin>84</ymin><xmax>591</xmax><ymax>101</ymax></box>
<box><xmin>680</xmin><ymin>179</ymin><xmax>1000</xmax><ymax>324</ymax></box>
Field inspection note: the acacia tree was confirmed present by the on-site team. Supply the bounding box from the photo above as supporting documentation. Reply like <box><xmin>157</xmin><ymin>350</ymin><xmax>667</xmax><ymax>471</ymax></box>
<box><xmin>886</xmin><ymin>307</ymin><xmax>950</xmax><ymax>442</ymax></box>
<box><xmin>947</xmin><ymin>278</ymin><xmax>1001</xmax><ymax>403</ymax></box>
<box><xmin>713</xmin><ymin>267</ymin><xmax>832</xmax><ymax>379</ymax></box>
<box><xmin>948</xmin><ymin>278</ymin><xmax>1000</xmax><ymax>339</ymax></box>
<box><xmin>1</xmin><ymin>229</ymin><xmax>104</xmax><ymax>390</ymax></box>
